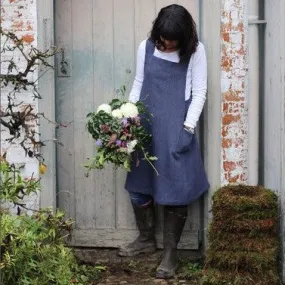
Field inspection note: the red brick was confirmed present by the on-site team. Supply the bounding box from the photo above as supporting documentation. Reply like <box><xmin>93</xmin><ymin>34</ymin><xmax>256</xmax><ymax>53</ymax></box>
<box><xmin>222</xmin><ymin>126</ymin><xmax>229</xmax><ymax>137</ymax></box>
<box><xmin>223</xmin><ymin>161</ymin><xmax>236</xmax><ymax>172</ymax></box>
<box><xmin>222</xmin><ymin>138</ymin><xmax>232</xmax><ymax>148</ymax></box>
<box><xmin>222</xmin><ymin>114</ymin><xmax>241</xmax><ymax>125</ymax></box>
<box><xmin>228</xmin><ymin>174</ymin><xmax>240</xmax><ymax>183</ymax></box>
<box><xmin>22</xmin><ymin>34</ymin><xmax>34</xmax><ymax>44</ymax></box>
<box><xmin>223</xmin><ymin>91</ymin><xmax>244</xmax><ymax>102</ymax></box>
<box><xmin>223</xmin><ymin>103</ymin><xmax>229</xmax><ymax>112</ymax></box>
<box><xmin>222</xmin><ymin>32</ymin><xmax>230</xmax><ymax>42</ymax></box>
<box><xmin>221</xmin><ymin>56</ymin><xmax>232</xmax><ymax>72</ymax></box>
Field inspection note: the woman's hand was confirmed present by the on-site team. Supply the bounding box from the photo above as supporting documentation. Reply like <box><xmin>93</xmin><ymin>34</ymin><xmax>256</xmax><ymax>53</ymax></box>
<box><xmin>173</xmin><ymin>128</ymin><xmax>194</xmax><ymax>159</ymax></box>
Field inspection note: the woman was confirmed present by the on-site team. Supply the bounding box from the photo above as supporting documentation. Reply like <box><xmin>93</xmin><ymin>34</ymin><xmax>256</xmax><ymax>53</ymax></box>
<box><xmin>118</xmin><ymin>4</ymin><xmax>210</xmax><ymax>279</ymax></box>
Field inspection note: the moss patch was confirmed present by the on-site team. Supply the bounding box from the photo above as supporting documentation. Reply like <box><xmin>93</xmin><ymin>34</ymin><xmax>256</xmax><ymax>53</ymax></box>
<box><xmin>211</xmin><ymin>217</ymin><xmax>278</xmax><ymax>233</ymax></box>
<box><xmin>205</xmin><ymin>248</ymin><xmax>278</xmax><ymax>272</ymax></box>
<box><xmin>201</xmin><ymin>268</ymin><xmax>279</xmax><ymax>285</ymax></box>
<box><xmin>203</xmin><ymin>185</ymin><xmax>280</xmax><ymax>285</ymax></box>
<box><xmin>212</xmin><ymin>185</ymin><xmax>278</xmax><ymax>213</ymax></box>
<box><xmin>208</xmin><ymin>236</ymin><xmax>278</xmax><ymax>252</ymax></box>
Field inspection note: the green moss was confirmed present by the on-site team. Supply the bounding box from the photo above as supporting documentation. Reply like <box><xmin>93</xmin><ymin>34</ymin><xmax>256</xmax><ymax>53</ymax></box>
<box><xmin>212</xmin><ymin>207</ymin><xmax>278</xmax><ymax>221</ymax></box>
<box><xmin>204</xmin><ymin>185</ymin><xmax>280</xmax><ymax>285</ymax></box>
<box><xmin>212</xmin><ymin>185</ymin><xmax>278</xmax><ymax>213</ymax></box>
<box><xmin>201</xmin><ymin>268</ymin><xmax>279</xmax><ymax>285</ymax></box>
<box><xmin>205</xmin><ymin>249</ymin><xmax>278</xmax><ymax>273</ymax></box>
<box><xmin>208</xmin><ymin>236</ymin><xmax>279</xmax><ymax>252</ymax></box>
<box><xmin>208</xmin><ymin>225</ymin><xmax>273</xmax><ymax>241</ymax></box>
<box><xmin>211</xmin><ymin>217</ymin><xmax>278</xmax><ymax>234</ymax></box>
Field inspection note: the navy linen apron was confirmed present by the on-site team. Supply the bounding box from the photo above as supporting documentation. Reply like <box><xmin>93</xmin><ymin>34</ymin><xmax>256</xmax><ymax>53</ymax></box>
<box><xmin>125</xmin><ymin>40</ymin><xmax>210</xmax><ymax>206</ymax></box>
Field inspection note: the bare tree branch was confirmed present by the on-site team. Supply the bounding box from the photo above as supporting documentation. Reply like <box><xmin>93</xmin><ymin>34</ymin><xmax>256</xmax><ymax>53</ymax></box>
<box><xmin>0</xmin><ymin>28</ymin><xmax>64</xmax><ymax>161</ymax></box>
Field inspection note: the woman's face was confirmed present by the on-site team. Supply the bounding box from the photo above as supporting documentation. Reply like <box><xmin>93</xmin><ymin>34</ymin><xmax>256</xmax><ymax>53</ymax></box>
<box><xmin>160</xmin><ymin>36</ymin><xmax>179</xmax><ymax>51</ymax></box>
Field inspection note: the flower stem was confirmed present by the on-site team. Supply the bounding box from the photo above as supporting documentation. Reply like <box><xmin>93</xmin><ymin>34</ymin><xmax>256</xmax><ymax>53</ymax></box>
<box><xmin>141</xmin><ymin>148</ymin><xmax>159</xmax><ymax>176</ymax></box>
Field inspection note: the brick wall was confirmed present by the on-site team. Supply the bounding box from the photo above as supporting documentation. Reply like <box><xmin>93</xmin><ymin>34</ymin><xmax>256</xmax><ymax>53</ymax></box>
<box><xmin>1</xmin><ymin>0</ymin><xmax>39</xmax><ymax>210</ymax></box>
<box><xmin>220</xmin><ymin>0</ymin><xmax>248</xmax><ymax>185</ymax></box>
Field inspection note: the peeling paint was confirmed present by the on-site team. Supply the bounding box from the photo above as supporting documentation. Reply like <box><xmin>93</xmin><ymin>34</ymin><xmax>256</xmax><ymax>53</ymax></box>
<box><xmin>1</xmin><ymin>0</ymin><xmax>39</xmax><ymax>209</ymax></box>
<box><xmin>221</xmin><ymin>0</ymin><xmax>248</xmax><ymax>185</ymax></box>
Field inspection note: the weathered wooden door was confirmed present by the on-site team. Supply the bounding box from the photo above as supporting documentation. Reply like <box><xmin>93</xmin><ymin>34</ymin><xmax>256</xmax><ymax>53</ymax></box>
<box><xmin>55</xmin><ymin>0</ymin><xmax>202</xmax><ymax>249</ymax></box>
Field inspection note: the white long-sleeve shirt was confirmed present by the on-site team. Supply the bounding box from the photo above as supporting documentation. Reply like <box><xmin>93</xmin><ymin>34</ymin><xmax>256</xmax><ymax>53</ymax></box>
<box><xmin>129</xmin><ymin>39</ymin><xmax>207</xmax><ymax>129</ymax></box>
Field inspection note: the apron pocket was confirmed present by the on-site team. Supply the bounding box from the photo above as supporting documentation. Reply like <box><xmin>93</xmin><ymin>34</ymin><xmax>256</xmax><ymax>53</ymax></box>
<box><xmin>173</xmin><ymin>128</ymin><xmax>194</xmax><ymax>159</ymax></box>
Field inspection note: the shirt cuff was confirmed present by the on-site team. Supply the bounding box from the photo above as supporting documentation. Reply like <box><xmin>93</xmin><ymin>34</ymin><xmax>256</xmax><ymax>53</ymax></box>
<box><xmin>183</xmin><ymin>121</ymin><xmax>195</xmax><ymax>129</ymax></box>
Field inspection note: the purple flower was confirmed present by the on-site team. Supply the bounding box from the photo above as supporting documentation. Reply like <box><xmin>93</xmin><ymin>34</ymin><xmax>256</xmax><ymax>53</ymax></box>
<box><xmin>122</xmin><ymin>118</ymin><xmax>128</xmax><ymax>127</ymax></box>
<box><xmin>116</xmin><ymin>140</ymin><xmax>122</xmax><ymax>146</ymax></box>
<box><xmin>96</xmin><ymin>139</ymin><xmax>102</xmax><ymax>147</ymax></box>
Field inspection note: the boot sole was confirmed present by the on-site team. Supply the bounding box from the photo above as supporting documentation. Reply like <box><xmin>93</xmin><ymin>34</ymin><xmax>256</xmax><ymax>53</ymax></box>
<box><xmin>155</xmin><ymin>269</ymin><xmax>176</xmax><ymax>279</ymax></box>
<box><xmin>117</xmin><ymin>246</ymin><xmax>156</xmax><ymax>257</ymax></box>
<box><xmin>155</xmin><ymin>264</ymin><xmax>178</xmax><ymax>279</ymax></box>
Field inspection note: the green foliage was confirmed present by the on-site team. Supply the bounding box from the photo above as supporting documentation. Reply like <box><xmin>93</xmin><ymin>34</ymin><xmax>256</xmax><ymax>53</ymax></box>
<box><xmin>178</xmin><ymin>261</ymin><xmax>203</xmax><ymax>281</ymax></box>
<box><xmin>0</xmin><ymin>209</ymin><xmax>105</xmax><ymax>285</ymax></box>
<box><xmin>0</xmin><ymin>159</ymin><xmax>104</xmax><ymax>284</ymax></box>
<box><xmin>0</xmin><ymin>159</ymin><xmax>39</xmax><ymax>206</ymax></box>
<box><xmin>1</xmin><ymin>210</ymin><xmax>71</xmax><ymax>284</ymax></box>
<box><xmin>109</xmin><ymin>98</ymin><xmax>124</xmax><ymax>110</ymax></box>
<box><xmin>86</xmin><ymin>109</ymin><xmax>123</xmax><ymax>142</ymax></box>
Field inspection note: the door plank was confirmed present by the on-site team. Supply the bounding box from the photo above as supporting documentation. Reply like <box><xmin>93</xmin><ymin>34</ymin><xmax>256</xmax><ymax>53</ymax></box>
<box><xmin>178</xmin><ymin>0</ymin><xmax>199</xmax><ymax>26</ymax></box>
<box><xmin>113</xmin><ymin>0</ymin><xmax>137</xmax><ymax>230</ymax></box>
<box><xmin>72</xmin><ymin>0</ymin><xmax>95</xmax><ymax>229</ymax></box>
<box><xmin>134</xmin><ymin>0</ymin><xmax>156</xmax><ymax>47</ymax></box>
<box><xmin>92</xmin><ymin>0</ymin><xmax>116</xmax><ymax>229</ymax></box>
<box><xmin>155</xmin><ymin>0</ymin><xmax>178</xmax><ymax>14</ymax></box>
<box><xmin>55</xmin><ymin>0</ymin><xmax>76</xmax><ymax>221</ymax></box>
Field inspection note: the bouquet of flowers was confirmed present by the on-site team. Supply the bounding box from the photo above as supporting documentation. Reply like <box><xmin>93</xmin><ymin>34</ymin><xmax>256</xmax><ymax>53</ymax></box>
<box><xmin>85</xmin><ymin>98</ymin><xmax>158</xmax><ymax>176</ymax></box>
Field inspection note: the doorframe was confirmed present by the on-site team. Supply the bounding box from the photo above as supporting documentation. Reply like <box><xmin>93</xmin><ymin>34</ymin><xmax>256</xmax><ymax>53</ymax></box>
<box><xmin>37</xmin><ymin>0</ymin><xmax>222</xmax><ymax>238</ymax></box>
<box><xmin>200</xmin><ymin>0</ymin><xmax>222</xmax><ymax>248</ymax></box>
<box><xmin>38</xmin><ymin>0</ymin><xmax>57</xmax><ymax>210</ymax></box>
<box><xmin>264</xmin><ymin>0</ymin><xmax>285</xmax><ymax>281</ymax></box>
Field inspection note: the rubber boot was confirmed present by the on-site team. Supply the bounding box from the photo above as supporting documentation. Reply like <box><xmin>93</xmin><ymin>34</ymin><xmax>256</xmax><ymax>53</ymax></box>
<box><xmin>117</xmin><ymin>202</ymin><xmax>156</xmax><ymax>257</ymax></box>
<box><xmin>156</xmin><ymin>206</ymin><xmax>188</xmax><ymax>279</ymax></box>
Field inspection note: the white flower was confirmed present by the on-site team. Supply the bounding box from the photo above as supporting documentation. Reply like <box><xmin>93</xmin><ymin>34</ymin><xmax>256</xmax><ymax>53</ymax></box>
<box><xmin>127</xmin><ymin>140</ymin><xmax>138</xmax><ymax>154</ymax></box>
<box><xmin>120</xmin><ymin>103</ymin><xmax>139</xmax><ymax>118</ymax></box>
<box><xmin>97</xmin><ymin>104</ymin><xmax>112</xmax><ymax>114</ymax></box>
<box><xmin>111</xmin><ymin>109</ymin><xmax>123</xmax><ymax>118</ymax></box>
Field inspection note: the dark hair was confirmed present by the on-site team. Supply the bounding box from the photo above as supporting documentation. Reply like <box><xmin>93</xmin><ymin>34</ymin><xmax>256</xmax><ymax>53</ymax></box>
<box><xmin>149</xmin><ymin>4</ymin><xmax>198</xmax><ymax>63</ymax></box>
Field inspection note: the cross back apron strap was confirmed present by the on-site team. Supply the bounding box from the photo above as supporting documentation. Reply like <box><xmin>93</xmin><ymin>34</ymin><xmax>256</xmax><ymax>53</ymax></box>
<box><xmin>125</xmin><ymin>40</ymin><xmax>210</xmax><ymax>206</ymax></box>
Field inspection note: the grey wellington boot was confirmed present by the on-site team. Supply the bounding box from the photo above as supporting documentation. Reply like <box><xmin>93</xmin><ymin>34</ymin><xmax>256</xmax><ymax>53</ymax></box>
<box><xmin>117</xmin><ymin>203</ymin><xmax>156</xmax><ymax>257</ymax></box>
<box><xmin>156</xmin><ymin>206</ymin><xmax>188</xmax><ymax>279</ymax></box>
